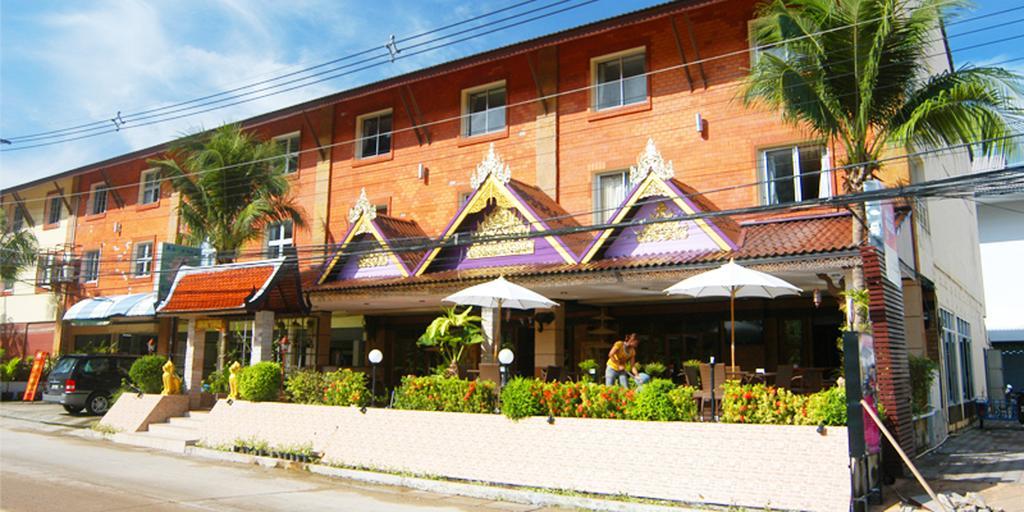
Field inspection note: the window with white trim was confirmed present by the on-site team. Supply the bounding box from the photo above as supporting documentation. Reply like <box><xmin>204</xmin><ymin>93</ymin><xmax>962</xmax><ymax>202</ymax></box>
<box><xmin>593</xmin><ymin>171</ymin><xmax>628</xmax><ymax>224</ymax></box>
<box><xmin>266</xmin><ymin>221</ymin><xmax>294</xmax><ymax>258</ymax></box>
<box><xmin>38</xmin><ymin>253</ymin><xmax>54</xmax><ymax>288</ymax></box>
<box><xmin>133</xmin><ymin>242</ymin><xmax>153</xmax><ymax>277</ymax></box>
<box><xmin>761</xmin><ymin>145</ymin><xmax>826</xmax><ymax>205</ymax></box>
<box><xmin>139</xmin><ymin>169</ymin><xmax>161</xmax><ymax>205</ymax></box>
<box><xmin>274</xmin><ymin>132</ymin><xmax>300</xmax><ymax>174</ymax></box>
<box><xmin>47</xmin><ymin>196</ymin><xmax>63</xmax><ymax>225</ymax></box>
<box><xmin>89</xmin><ymin>183</ymin><xmax>109</xmax><ymax>215</ymax></box>
<box><xmin>463</xmin><ymin>83</ymin><xmax>506</xmax><ymax>137</ymax></box>
<box><xmin>592</xmin><ymin>49</ymin><xmax>646</xmax><ymax>111</ymax></box>
<box><xmin>957</xmin><ymin>317</ymin><xmax>974</xmax><ymax>401</ymax></box>
<box><xmin>356</xmin><ymin>110</ymin><xmax>392</xmax><ymax>159</ymax></box>
<box><xmin>82</xmin><ymin>250</ymin><xmax>100</xmax><ymax>283</ymax></box>
<box><xmin>940</xmin><ymin>308</ymin><xmax>960</xmax><ymax>404</ymax></box>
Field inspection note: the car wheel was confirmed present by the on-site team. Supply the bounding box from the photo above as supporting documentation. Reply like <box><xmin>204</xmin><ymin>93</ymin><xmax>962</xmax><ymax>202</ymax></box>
<box><xmin>62</xmin><ymin>404</ymin><xmax>83</xmax><ymax>414</ymax></box>
<box><xmin>86</xmin><ymin>393</ymin><xmax>110</xmax><ymax>415</ymax></box>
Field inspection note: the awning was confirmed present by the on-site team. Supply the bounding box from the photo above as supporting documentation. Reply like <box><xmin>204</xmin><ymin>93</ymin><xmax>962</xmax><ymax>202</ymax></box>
<box><xmin>64</xmin><ymin>292</ymin><xmax>156</xmax><ymax>323</ymax></box>
<box><xmin>156</xmin><ymin>258</ymin><xmax>308</xmax><ymax>315</ymax></box>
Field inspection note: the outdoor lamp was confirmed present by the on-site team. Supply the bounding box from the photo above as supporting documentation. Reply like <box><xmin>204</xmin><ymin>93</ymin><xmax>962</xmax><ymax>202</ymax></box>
<box><xmin>368</xmin><ymin>349</ymin><xmax>383</xmax><ymax>407</ymax></box>
<box><xmin>813</xmin><ymin>288</ymin><xmax>822</xmax><ymax>309</ymax></box>
<box><xmin>498</xmin><ymin>348</ymin><xmax>514</xmax><ymax>388</ymax></box>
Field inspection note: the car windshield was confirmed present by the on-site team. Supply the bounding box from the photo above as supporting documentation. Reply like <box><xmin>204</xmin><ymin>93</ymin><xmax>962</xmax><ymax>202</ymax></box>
<box><xmin>52</xmin><ymin>357</ymin><xmax>77</xmax><ymax>375</ymax></box>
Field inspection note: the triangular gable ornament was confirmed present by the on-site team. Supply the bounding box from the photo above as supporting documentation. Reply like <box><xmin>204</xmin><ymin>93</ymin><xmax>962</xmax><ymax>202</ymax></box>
<box><xmin>470</xmin><ymin>143</ymin><xmax>512</xmax><ymax>189</ymax></box>
<box><xmin>629</xmin><ymin>138</ymin><xmax>675</xmax><ymax>186</ymax></box>
<box><xmin>348</xmin><ymin>188</ymin><xmax>377</xmax><ymax>224</ymax></box>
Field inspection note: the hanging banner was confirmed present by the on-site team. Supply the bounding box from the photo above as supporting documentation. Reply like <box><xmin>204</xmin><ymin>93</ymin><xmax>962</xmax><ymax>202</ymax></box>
<box><xmin>859</xmin><ymin>334</ymin><xmax>881</xmax><ymax>454</ymax></box>
<box><xmin>22</xmin><ymin>351</ymin><xmax>48</xmax><ymax>401</ymax></box>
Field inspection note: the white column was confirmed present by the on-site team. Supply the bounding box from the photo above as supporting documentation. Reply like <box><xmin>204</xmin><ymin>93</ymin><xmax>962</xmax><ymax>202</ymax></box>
<box><xmin>183</xmin><ymin>318</ymin><xmax>204</xmax><ymax>393</ymax></box>
<box><xmin>251</xmin><ymin>310</ymin><xmax>275</xmax><ymax>365</ymax></box>
<box><xmin>480</xmin><ymin>307</ymin><xmax>499</xmax><ymax>364</ymax></box>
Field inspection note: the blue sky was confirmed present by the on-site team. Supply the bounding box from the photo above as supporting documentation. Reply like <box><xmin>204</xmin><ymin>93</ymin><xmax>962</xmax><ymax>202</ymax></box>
<box><xmin>0</xmin><ymin>0</ymin><xmax>1018</xmax><ymax>188</ymax></box>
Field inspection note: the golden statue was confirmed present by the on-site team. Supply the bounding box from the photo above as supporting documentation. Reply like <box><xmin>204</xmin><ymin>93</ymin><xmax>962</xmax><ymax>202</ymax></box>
<box><xmin>228</xmin><ymin>361</ymin><xmax>242</xmax><ymax>401</ymax></box>
<box><xmin>161</xmin><ymin>360</ymin><xmax>181</xmax><ymax>395</ymax></box>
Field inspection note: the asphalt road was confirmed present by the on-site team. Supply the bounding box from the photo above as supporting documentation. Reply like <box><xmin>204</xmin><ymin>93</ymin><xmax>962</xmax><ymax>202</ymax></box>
<box><xmin>0</xmin><ymin>403</ymin><xmax>546</xmax><ymax>512</ymax></box>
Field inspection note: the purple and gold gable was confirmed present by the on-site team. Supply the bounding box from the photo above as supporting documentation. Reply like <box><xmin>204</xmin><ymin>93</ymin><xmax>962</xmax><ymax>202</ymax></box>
<box><xmin>414</xmin><ymin>144</ymin><xmax>586</xmax><ymax>275</ymax></box>
<box><xmin>318</xmin><ymin>189</ymin><xmax>429</xmax><ymax>284</ymax></box>
<box><xmin>580</xmin><ymin>139</ymin><xmax>741</xmax><ymax>263</ymax></box>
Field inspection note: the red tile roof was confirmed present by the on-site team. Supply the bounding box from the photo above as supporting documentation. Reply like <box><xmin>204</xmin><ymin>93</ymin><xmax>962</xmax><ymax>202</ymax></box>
<box><xmin>158</xmin><ymin>259</ymin><xmax>307</xmax><ymax>314</ymax></box>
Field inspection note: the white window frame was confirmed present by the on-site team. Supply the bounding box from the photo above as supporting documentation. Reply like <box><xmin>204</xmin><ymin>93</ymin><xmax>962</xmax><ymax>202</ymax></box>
<box><xmin>138</xmin><ymin>169</ymin><xmax>161</xmax><ymax>205</ymax></box>
<box><xmin>82</xmin><ymin>250</ymin><xmax>101</xmax><ymax>283</ymax></box>
<box><xmin>47</xmin><ymin>195</ymin><xmax>63</xmax><ymax>225</ymax></box>
<box><xmin>355</xmin><ymin>109</ymin><xmax>393</xmax><ymax>159</ymax></box>
<box><xmin>593</xmin><ymin>170</ymin><xmax>628</xmax><ymax>224</ymax></box>
<box><xmin>39</xmin><ymin>253</ymin><xmax>55</xmax><ymax>288</ymax></box>
<box><xmin>133</xmin><ymin>242</ymin><xmax>153</xmax><ymax>278</ymax></box>
<box><xmin>461</xmin><ymin>81</ymin><xmax>507</xmax><ymax>137</ymax></box>
<box><xmin>590</xmin><ymin>47</ymin><xmax>647</xmax><ymax>111</ymax></box>
<box><xmin>760</xmin><ymin>144</ymin><xmax>828</xmax><ymax>205</ymax></box>
<box><xmin>957</xmin><ymin>317</ymin><xmax>974</xmax><ymax>401</ymax></box>
<box><xmin>273</xmin><ymin>131</ymin><xmax>301</xmax><ymax>174</ymax></box>
<box><xmin>89</xmin><ymin>182</ymin><xmax>109</xmax><ymax>215</ymax></box>
<box><xmin>266</xmin><ymin>221</ymin><xmax>294</xmax><ymax>258</ymax></box>
<box><xmin>939</xmin><ymin>308</ymin><xmax>960</xmax><ymax>405</ymax></box>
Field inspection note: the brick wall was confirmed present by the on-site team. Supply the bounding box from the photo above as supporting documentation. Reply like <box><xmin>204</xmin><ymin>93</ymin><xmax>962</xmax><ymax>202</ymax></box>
<box><xmin>200</xmin><ymin>400</ymin><xmax>851</xmax><ymax>511</ymax></box>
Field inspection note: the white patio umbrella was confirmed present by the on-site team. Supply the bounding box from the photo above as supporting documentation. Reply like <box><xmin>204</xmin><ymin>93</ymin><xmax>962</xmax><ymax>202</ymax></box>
<box><xmin>664</xmin><ymin>259</ymin><xmax>802</xmax><ymax>370</ymax></box>
<box><xmin>443</xmin><ymin>276</ymin><xmax>558</xmax><ymax>359</ymax></box>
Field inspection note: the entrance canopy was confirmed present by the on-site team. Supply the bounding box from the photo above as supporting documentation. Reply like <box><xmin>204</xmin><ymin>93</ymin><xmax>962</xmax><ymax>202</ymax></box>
<box><xmin>64</xmin><ymin>292</ymin><xmax>156</xmax><ymax>324</ymax></box>
<box><xmin>156</xmin><ymin>258</ymin><xmax>308</xmax><ymax>316</ymax></box>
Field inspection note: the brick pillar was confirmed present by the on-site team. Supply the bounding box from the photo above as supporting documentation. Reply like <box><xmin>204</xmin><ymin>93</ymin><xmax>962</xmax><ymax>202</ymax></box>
<box><xmin>861</xmin><ymin>246</ymin><xmax>915</xmax><ymax>459</ymax></box>
<box><xmin>533</xmin><ymin>305</ymin><xmax>564</xmax><ymax>375</ymax></box>
<box><xmin>183</xmin><ymin>318</ymin><xmax>205</xmax><ymax>393</ymax></box>
<box><xmin>251</xmin><ymin>310</ymin><xmax>275</xmax><ymax>364</ymax></box>
<box><xmin>533</xmin><ymin>46</ymin><xmax>558</xmax><ymax>199</ymax></box>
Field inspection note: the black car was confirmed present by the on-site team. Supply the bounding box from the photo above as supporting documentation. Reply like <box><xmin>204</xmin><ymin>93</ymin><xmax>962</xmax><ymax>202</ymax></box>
<box><xmin>42</xmin><ymin>354</ymin><xmax>137</xmax><ymax>415</ymax></box>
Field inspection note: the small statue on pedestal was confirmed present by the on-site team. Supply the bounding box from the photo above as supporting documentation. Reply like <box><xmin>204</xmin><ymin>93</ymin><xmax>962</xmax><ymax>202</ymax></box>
<box><xmin>161</xmin><ymin>360</ymin><xmax>181</xmax><ymax>395</ymax></box>
<box><xmin>228</xmin><ymin>361</ymin><xmax>242</xmax><ymax>401</ymax></box>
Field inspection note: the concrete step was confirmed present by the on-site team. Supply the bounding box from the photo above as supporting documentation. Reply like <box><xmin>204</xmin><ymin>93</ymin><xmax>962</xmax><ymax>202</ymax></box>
<box><xmin>146</xmin><ymin>423</ymin><xmax>201</xmax><ymax>441</ymax></box>
<box><xmin>112</xmin><ymin>431</ymin><xmax>194</xmax><ymax>454</ymax></box>
<box><xmin>166</xmin><ymin>416</ymin><xmax>206</xmax><ymax>428</ymax></box>
<box><xmin>185</xmin><ymin>410</ymin><xmax>211</xmax><ymax>419</ymax></box>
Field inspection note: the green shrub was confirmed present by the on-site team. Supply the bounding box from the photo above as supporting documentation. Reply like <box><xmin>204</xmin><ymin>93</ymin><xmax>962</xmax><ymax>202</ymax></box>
<box><xmin>806</xmin><ymin>385</ymin><xmax>847</xmax><ymax>426</ymax></box>
<box><xmin>668</xmin><ymin>385</ymin><xmax>698</xmax><ymax>421</ymax></box>
<box><xmin>322</xmin><ymin>369</ymin><xmax>368</xmax><ymax>406</ymax></box>
<box><xmin>393</xmin><ymin>375</ymin><xmax>496</xmax><ymax>413</ymax></box>
<box><xmin>285</xmin><ymin>369</ymin><xmax>326</xmax><ymax>404</ymax></box>
<box><xmin>722</xmin><ymin>382</ymin><xmax>849</xmax><ymax>426</ymax></box>
<box><xmin>626</xmin><ymin>379</ymin><xmax>679</xmax><ymax>421</ymax></box>
<box><xmin>909</xmin><ymin>355</ymin><xmax>938</xmax><ymax>415</ymax></box>
<box><xmin>204</xmin><ymin>368</ymin><xmax>230</xmax><ymax>394</ymax></box>
<box><xmin>500</xmin><ymin>377</ymin><xmax>546</xmax><ymax>420</ymax></box>
<box><xmin>238</xmin><ymin>362</ymin><xmax>282</xmax><ymax>402</ymax></box>
<box><xmin>129</xmin><ymin>355</ymin><xmax>167</xmax><ymax>393</ymax></box>
<box><xmin>642</xmin><ymin>362</ymin><xmax>667</xmax><ymax>378</ymax></box>
<box><xmin>577</xmin><ymin>359</ymin><xmax>598</xmax><ymax>382</ymax></box>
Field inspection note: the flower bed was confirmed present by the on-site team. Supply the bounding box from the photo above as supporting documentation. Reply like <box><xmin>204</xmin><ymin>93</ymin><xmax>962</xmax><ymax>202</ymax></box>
<box><xmin>284</xmin><ymin>368</ymin><xmax>368</xmax><ymax>406</ymax></box>
<box><xmin>392</xmin><ymin>375</ymin><xmax>496</xmax><ymax>413</ymax></box>
<box><xmin>499</xmin><ymin>377</ymin><xmax>698</xmax><ymax>421</ymax></box>
<box><xmin>721</xmin><ymin>382</ymin><xmax>846</xmax><ymax>425</ymax></box>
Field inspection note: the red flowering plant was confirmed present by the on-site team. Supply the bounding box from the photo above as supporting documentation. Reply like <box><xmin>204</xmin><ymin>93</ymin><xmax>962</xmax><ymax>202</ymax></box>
<box><xmin>721</xmin><ymin>381</ymin><xmax>808</xmax><ymax>424</ymax></box>
<box><xmin>321</xmin><ymin>369</ymin><xmax>369</xmax><ymax>407</ymax></box>
<box><xmin>393</xmin><ymin>375</ymin><xmax>496</xmax><ymax>413</ymax></box>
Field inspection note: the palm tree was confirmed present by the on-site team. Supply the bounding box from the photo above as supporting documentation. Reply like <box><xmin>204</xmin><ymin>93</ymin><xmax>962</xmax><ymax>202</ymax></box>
<box><xmin>0</xmin><ymin>213</ymin><xmax>38</xmax><ymax>287</ymax></box>
<box><xmin>744</xmin><ymin>0</ymin><xmax>1021</xmax><ymax>317</ymax></box>
<box><xmin>148</xmin><ymin>123</ymin><xmax>306</xmax><ymax>264</ymax></box>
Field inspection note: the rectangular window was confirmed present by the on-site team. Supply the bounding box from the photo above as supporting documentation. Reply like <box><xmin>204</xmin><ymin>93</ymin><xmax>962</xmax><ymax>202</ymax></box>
<box><xmin>266</xmin><ymin>221</ymin><xmax>294</xmax><ymax>258</ymax></box>
<box><xmin>47</xmin><ymin>196</ymin><xmax>63</xmax><ymax>225</ymax></box>
<box><xmin>593</xmin><ymin>50</ymin><xmax>646</xmax><ymax>111</ymax></box>
<box><xmin>90</xmin><ymin>183</ymin><xmax>109</xmax><ymax>215</ymax></box>
<box><xmin>357</xmin><ymin>111</ymin><xmax>392</xmax><ymax>159</ymax></box>
<box><xmin>762</xmin><ymin>145</ymin><xmax>825</xmax><ymax>205</ymax></box>
<box><xmin>274</xmin><ymin>132</ymin><xmax>300</xmax><ymax>174</ymax></box>
<box><xmin>957</xmin><ymin>317</ymin><xmax>974</xmax><ymax>401</ymax></box>
<box><xmin>82</xmin><ymin>250</ymin><xmax>100</xmax><ymax>283</ymax></box>
<box><xmin>464</xmin><ymin>83</ymin><xmax>506</xmax><ymax>137</ymax></box>
<box><xmin>940</xmin><ymin>308</ymin><xmax>960</xmax><ymax>404</ymax></box>
<box><xmin>38</xmin><ymin>253</ymin><xmax>55</xmax><ymax>288</ymax></box>
<box><xmin>133</xmin><ymin>242</ymin><xmax>153</xmax><ymax>277</ymax></box>
<box><xmin>594</xmin><ymin>171</ymin><xmax>628</xmax><ymax>223</ymax></box>
<box><xmin>139</xmin><ymin>170</ymin><xmax>161</xmax><ymax>205</ymax></box>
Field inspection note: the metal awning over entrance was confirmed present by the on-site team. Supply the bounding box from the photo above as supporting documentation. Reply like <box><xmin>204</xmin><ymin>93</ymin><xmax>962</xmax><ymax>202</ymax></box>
<box><xmin>63</xmin><ymin>292</ymin><xmax>156</xmax><ymax>325</ymax></box>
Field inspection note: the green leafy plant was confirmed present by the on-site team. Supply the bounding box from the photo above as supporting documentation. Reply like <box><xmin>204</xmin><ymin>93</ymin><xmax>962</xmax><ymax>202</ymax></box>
<box><xmin>667</xmin><ymin>385</ymin><xmax>698</xmax><ymax>422</ymax></box>
<box><xmin>129</xmin><ymin>355</ymin><xmax>167</xmax><ymax>394</ymax></box>
<box><xmin>722</xmin><ymin>382</ymin><xmax>848</xmax><ymax>426</ymax></box>
<box><xmin>0</xmin><ymin>213</ymin><xmax>38</xmax><ymax>285</ymax></box>
<box><xmin>500</xmin><ymin>377</ymin><xmax>546</xmax><ymax>420</ymax></box>
<box><xmin>284</xmin><ymin>369</ymin><xmax>326</xmax><ymax>404</ymax></box>
<box><xmin>238</xmin><ymin>362</ymin><xmax>282</xmax><ymax>402</ymax></box>
<box><xmin>642</xmin><ymin>362</ymin><xmax>667</xmax><ymax>379</ymax></box>
<box><xmin>626</xmin><ymin>379</ymin><xmax>680</xmax><ymax>421</ymax></box>
<box><xmin>0</xmin><ymin>357</ymin><xmax>22</xmax><ymax>383</ymax></box>
<box><xmin>393</xmin><ymin>375</ymin><xmax>496</xmax><ymax>413</ymax></box>
<box><xmin>204</xmin><ymin>368</ymin><xmax>230</xmax><ymax>394</ymax></box>
<box><xmin>577</xmin><ymin>359</ymin><xmax>598</xmax><ymax>382</ymax></box>
<box><xmin>908</xmin><ymin>355</ymin><xmax>938</xmax><ymax>415</ymax></box>
<box><xmin>417</xmin><ymin>307</ymin><xmax>485</xmax><ymax>377</ymax></box>
<box><xmin>322</xmin><ymin>369</ymin><xmax>368</xmax><ymax>407</ymax></box>
<box><xmin>806</xmin><ymin>385</ymin><xmax>847</xmax><ymax>426</ymax></box>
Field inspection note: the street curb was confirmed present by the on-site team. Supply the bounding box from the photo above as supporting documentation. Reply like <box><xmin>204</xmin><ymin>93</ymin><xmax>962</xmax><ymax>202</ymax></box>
<box><xmin>185</xmin><ymin>446</ymin><xmax>699</xmax><ymax>511</ymax></box>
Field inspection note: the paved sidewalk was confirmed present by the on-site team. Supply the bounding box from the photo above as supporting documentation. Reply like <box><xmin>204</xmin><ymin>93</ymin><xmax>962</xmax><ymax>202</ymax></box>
<box><xmin>880</xmin><ymin>426</ymin><xmax>1024</xmax><ymax>511</ymax></box>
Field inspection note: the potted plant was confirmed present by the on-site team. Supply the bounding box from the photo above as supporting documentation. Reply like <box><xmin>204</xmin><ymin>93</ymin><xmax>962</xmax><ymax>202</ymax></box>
<box><xmin>682</xmin><ymin>359</ymin><xmax>702</xmax><ymax>388</ymax></box>
<box><xmin>417</xmin><ymin>307</ymin><xmax>485</xmax><ymax>377</ymax></box>
<box><xmin>578</xmin><ymin>359</ymin><xmax>598</xmax><ymax>382</ymax></box>
<box><xmin>0</xmin><ymin>356</ymin><xmax>23</xmax><ymax>401</ymax></box>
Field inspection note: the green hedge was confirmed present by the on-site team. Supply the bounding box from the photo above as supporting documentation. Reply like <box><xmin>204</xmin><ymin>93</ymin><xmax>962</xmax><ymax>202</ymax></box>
<box><xmin>285</xmin><ymin>368</ymin><xmax>368</xmax><ymax>406</ymax></box>
<box><xmin>498</xmin><ymin>377</ymin><xmax>698</xmax><ymax>422</ymax></box>
<box><xmin>393</xmin><ymin>375</ymin><xmax>496</xmax><ymax>413</ymax></box>
<box><xmin>238</xmin><ymin>362</ymin><xmax>282</xmax><ymax>402</ymax></box>
<box><xmin>284</xmin><ymin>369</ymin><xmax>326</xmax><ymax>404</ymax></box>
<box><xmin>129</xmin><ymin>355</ymin><xmax>167</xmax><ymax>394</ymax></box>
<box><xmin>721</xmin><ymin>381</ymin><xmax>847</xmax><ymax>426</ymax></box>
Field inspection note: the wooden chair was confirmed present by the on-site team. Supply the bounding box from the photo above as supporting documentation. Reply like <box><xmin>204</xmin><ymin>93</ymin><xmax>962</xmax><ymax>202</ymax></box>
<box><xmin>697</xmin><ymin>364</ymin><xmax>727</xmax><ymax>418</ymax></box>
<box><xmin>794</xmin><ymin>369</ymin><xmax>823</xmax><ymax>394</ymax></box>
<box><xmin>541</xmin><ymin>365</ymin><xmax>562</xmax><ymax>383</ymax></box>
<box><xmin>775</xmin><ymin>364</ymin><xmax>797</xmax><ymax>391</ymax></box>
<box><xmin>683</xmin><ymin>365</ymin><xmax>700</xmax><ymax>388</ymax></box>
